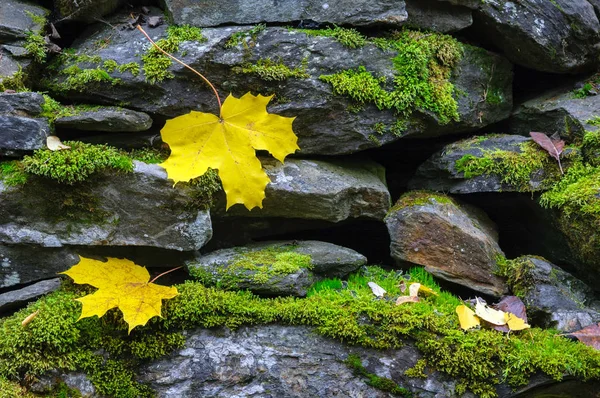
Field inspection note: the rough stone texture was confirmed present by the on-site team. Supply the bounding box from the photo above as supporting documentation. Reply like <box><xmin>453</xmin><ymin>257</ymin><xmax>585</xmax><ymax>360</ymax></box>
<box><xmin>0</xmin><ymin>115</ymin><xmax>50</xmax><ymax>156</ymax></box>
<box><xmin>437</xmin><ymin>0</ymin><xmax>479</xmax><ymax>9</ymax></box>
<box><xmin>187</xmin><ymin>240</ymin><xmax>366</xmax><ymax>296</ymax></box>
<box><xmin>510</xmin><ymin>87</ymin><xmax>600</xmax><ymax>138</ymax></box>
<box><xmin>0</xmin><ymin>161</ymin><xmax>212</xmax><ymax>251</ymax></box>
<box><xmin>77</xmin><ymin>131</ymin><xmax>162</xmax><ymax>149</ymax></box>
<box><xmin>0</xmin><ymin>246</ymin><xmax>78</xmax><ymax>288</ymax></box>
<box><xmin>409</xmin><ymin>135</ymin><xmax>553</xmax><ymax>194</ymax></box>
<box><xmin>55</xmin><ymin>107</ymin><xmax>153</xmax><ymax>132</ymax></box>
<box><xmin>0</xmin><ymin>92</ymin><xmax>44</xmax><ymax>115</ymax></box>
<box><xmin>473</xmin><ymin>0</ymin><xmax>600</xmax><ymax>73</ymax></box>
<box><xmin>161</xmin><ymin>0</ymin><xmax>408</xmax><ymax>28</ymax></box>
<box><xmin>405</xmin><ymin>0</ymin><xmax>473</xmax><ymax>33</ymax></box>
<box><xmin>0</xmin><ymin>0</ymin><xmax>47</xmax><ymax>41</ymax></box>
<box><xmin>214</xmin><ymin>158</ymin><xmax>391</xmax><ymax>222</ymax></box>
<box><xmin>44</xmin><ymin>17</ymin><xmax>513</xmax><ymax>155</ymax></box>
<box><xmin>385</xmin><ymin>192</ymin><xmax>507</xmax><ymax>297</ymax></box>
<box><xmin>53</xmin><ymin>0</ymin><xmax>123</xmax><ymax>23</ymax></box>
<box><xmin>516</xmin><ymin>256</ymin><xmax>600</xmax><ymax>333</ymax></box>
<box><xmin>0</xmin><ymin>278</ymin><xmax>61</xmax><ymax>314</ymax></box>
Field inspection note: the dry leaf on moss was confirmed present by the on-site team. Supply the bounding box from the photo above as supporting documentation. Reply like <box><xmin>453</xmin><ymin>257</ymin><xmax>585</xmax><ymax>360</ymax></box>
<box><xmin>456</xmin><ymin>304</ymin><xmax>480</xmax><ymax>330</ymax></box>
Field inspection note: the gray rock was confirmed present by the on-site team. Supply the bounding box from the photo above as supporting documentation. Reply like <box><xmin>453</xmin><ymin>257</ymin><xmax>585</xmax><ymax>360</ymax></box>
<box><xmin>385</xmin><ymin>192</ymin><xmax>507</xmax><ymax>297</ymax></box>
<box><xmin>162</xmin><ymin>0</ymin><xmax>408</xmax><ymax>27</ymax></box>
<box><xmin>510</xmin><ymin>87</ymin><xmax>600</xmax><ymax>139</ymax></box>
<box><xmin>0</xmin><ymin>92</ymin><xmax>44</xmax><ymax>116</ymax></box>
<box><xmin>409</xmin><ymin>135</ymin><xmax>557</xmax><ymax>194</ymax></box>
<box><xmin>187</xmin><ymin>241</ymin><xmax>366</xmax><ymax>297</ymax></box>
<box><xmin>43</xmin><ymin>18</ymin><xmax>512</xmax><ymax>155</ymax></box>
<box><xmin>0</xmin><ymin>161</ymin><xmax>212</xmax><ymax>251</ymax></box>
<box><xmin>53</xmin><ymin>0</ymin><xmax>123</xmax><ymax>23</ymax></box>
<box><xmin>0</xmin><ymin>47</ymin><xmax>32</xmax><ymax>89</ymax></box>
<box><xmin>405</xmin><ymin>0</ymin><xmax>473</xmax><ymax>33</ymax></box>
<box><xmin>78</xmin><ymin>131</ymin><xmax>162</xmax><ymax>149</ymax></box>
<box><xmin>55</xmin><ymin>107</ymin><xmax>153</xmax><ymax>132</ymax></box>
<box><xmin>0</xmin><ymin>246</ymin><xmax>78</xmax><ymax>288</ymax></box>
<box><xmin>0</xmin><ymin>278</ymin><xmax>61</xmax><ymax>314</ymax></box>
<box><xmin>437</xmin><ymin>0</ymin><xmax>480</xmax><ymax>9</ymax></box>
<box><xmin>0</xmin><ymin>0</ymin><xmax>47</xmax><ymax>42</ymax></box>
<box><xmin>0</xmin><ymin>115</ymin><xmax>50</xmax><ymax>156</ymax></box>
<box><xmin>473</xmin><ymin>0</ymin><xmax>600</xmax><ymax>73</ymax></box>
<box><xmin>514</xmin><ymin>256</ymin><xmax>600</xmax><ymax>333</ymax></box>
<box><xmin>215</xmin><ymin>158</ymin><xmax>391</xmax><ymax>222</ymax></box>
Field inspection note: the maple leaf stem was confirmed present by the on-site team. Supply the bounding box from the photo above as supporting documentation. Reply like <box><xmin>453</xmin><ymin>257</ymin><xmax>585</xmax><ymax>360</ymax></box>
<box><xmin>136</xmin><ymin>25</ymin><xmax>223</xmax><ymax>114</ymax></box>
<box><xmin>149</xmin><ymin>266</ymin><xmax>183</xmax><ymax>283</ymax></box>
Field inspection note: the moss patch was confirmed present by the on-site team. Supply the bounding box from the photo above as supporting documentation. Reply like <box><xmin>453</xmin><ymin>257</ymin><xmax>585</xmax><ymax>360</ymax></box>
<box><xmin>0</xmin><ymin>161</ymin><xmax>28</xmax><ymax>186</ymax></box>
<box><xmin>389</xmin><ymin>191</ymin><xmax>455</xmax><ymax>214</ymax></box>
<box><xmin>0</xmin><ymin>68</ymin><xmax>28</xmax><ymax>92</ymax></box>
<box><xmin>292</xmin><ymin>26</ymin><xmax>367</xmax><ymax>49</ymax></box>
<box><xmin>494</xmin><ymin>255</ymin><xmax>535</xmax><ymax>298</ymax></box>
<box><xmin>22</xmin><ymin>141</ymin><xmax>132</xmax><ymax>184</ymax></box>
<box><xmin>24</xmin><ymin>10</ymin><xmax>48</xmax><ymax>63</ymax></box>
<box><xmin>320</xmin><ymin>29</ymin><xmax>462</xmax><ymax>125</ymax></box>
<box><xmin>141</xmin><ymin>25</ymin><xmax>206</xmax><ymax>83</ymax></box>
<box><xmin>232</xmin><ymin>58</ymin><xmax>309</xmax><ymax>81</ymax></box>
<box><xmin>224</xmin><ymin>24</ymin><xmax>266</xmax><ymax>49</ymax></box>
<box><xmin>344</xmin><ymin>354</ymin><xmax>410</xmax><ymax>396</ymax></box>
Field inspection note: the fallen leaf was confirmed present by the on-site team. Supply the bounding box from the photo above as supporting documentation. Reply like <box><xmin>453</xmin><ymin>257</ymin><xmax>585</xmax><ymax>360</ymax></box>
<box><xmin>46</xmin><ymin>136</ymin><xmax>70</xmax><ymax>151</ymax></box>
<box><xmin>530</xmin><ymin>132</ymin><xmax>564</xmax><ymax>173</ymax></box>
<box><xmin>506</xmin><ymin>313</ymin><xmax>531</xmax><ymax>331</ymax></box>
<box><xmin>409</xmin><ymin>282</ymin><xmax>421</xmax><ymax>297</ymax></box>
<box><xmin>21</xmin><ymin>310</ymin><xmax>39</xmax><ymax>327</ymax></box>
<box><xmin>456</xmin><ymin>305</ymin><xmax>480</xmax><ymax>330</ymax></box>
<box><xmin>475</xmin><ymin>298</ymin><xmax>507</xmax><ymax>326</ymax></box>
<box><xmin>60</xmin><ymin>256</ymin><xmax>178</xmax><ymax>333</ymax></box>
<box><xmin>494</xmin><ymin>296</ymin><xmax>528</xmax><ymax>322</ymax></box>
<box><xmin>565</xmin><ymin>323</ymin><xmax>600</xmax><ymax>350</ymax></box>
<box><xmin>368</xmin><ymin>282</ymin><xmax>386</xmax><ymax>298</ymax></box>
<box><xmin>396</xmin><ymin>295</ymin><xmax>420</xmax><ymax>305</ymax></box>
<box><xmin>160</xmin><ymin>93</ymin><xmax>299</xmax><ymax>210</ymax></box>
<box><xmin>398</xmin><ymin>280</ymin><xmax>407</xmax><ymax>293</ymax></box>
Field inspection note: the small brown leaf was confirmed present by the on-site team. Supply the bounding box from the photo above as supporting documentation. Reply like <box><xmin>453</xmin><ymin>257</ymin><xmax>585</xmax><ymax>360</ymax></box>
<box><xmin>21</xmin><ymin>310</ymin><xmax>39</xmax><ymax>327</ymax></box>
<box><xmin>530</xmin><ymin>132</ymin><xmax>565</xmax><ymax>174</ymax></box>
<box><xmin>565</xmin><ymin>323</ymin><xmax>600</xmax><ymax>350</ymax></box>
<box><xmin>398</xmin><ymin>280</ymin><xmax>407</xmax><ymax>294</ymax></box>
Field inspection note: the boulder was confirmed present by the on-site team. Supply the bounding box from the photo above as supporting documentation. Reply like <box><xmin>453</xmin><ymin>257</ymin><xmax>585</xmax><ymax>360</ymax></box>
<box><xmin>55</xmin><ymin>106</ymin><xmax>153</xmax><ymax>132</ymax></box>
<box><xmin>42</xmin><ymin>14</ymin><xmax>513</xmax><ymax>155</ymax></box>
<box><xmin>405</xmin><ymin>0</ymin><xmax>473</xmax><ymax>33</ymax></box>
<box><xmin>0</xmin><ymin>92</ymin><xmax>49</xmax><ymax>156</ymax></box>
<box><xmin>0</xmin><ymin>0</ymin><xmax>47</xmax><ymax>42</ymax></box>
<box><xmin>214</xmin><ymin>158</ymin><xmax>391</xmax><ymax>222</ymax></box>
<box><xmin>0</xmin><ymin>246</ymin><xmax>78</xmax><ymax>288</ymax></box>
<box><xmin>161</xmin><ymin>0</ymin><xmax>408</xmax><ymax>28</ymax></box>
<box><xmin>385</xmin><ymin>191</ymin><xmax>507</xmax><ymax>297</ymax></box>
<box><xmin>0</xmin><ymin>161</ymin><xmax>212</xmax><ymax>251</ymax></box>
<box><xmin>53</xmin><ymin>0</ymin><xmax>123</xmax><ymax>23</ymax></box>
<box><xmin>186</xmin><ymin>240</ymin><xmax>366</xmax><ymax>296</ymax></box>
<box><xmin>0</xmin><ymin>92</ymin><xmax>44</xmax><ymax>115</ymax></box>
<box><xmin>504</xmin><ymin>256</ymin><xmax>600</xmax><ymax>332</ymax></box>
<box><xmin>473</xmin><ymin>0</ymin><xmax>600</xmax><ymax>73</ymax></box>
<box><xmin>0</xmin><ymin>278</ymin><xmax>61</xmax><ymax>314</ymax></box>
<box><xmin>409</xmin><ymin>134</ymin><xmax>567</xmax><ymax>194</ymax></box>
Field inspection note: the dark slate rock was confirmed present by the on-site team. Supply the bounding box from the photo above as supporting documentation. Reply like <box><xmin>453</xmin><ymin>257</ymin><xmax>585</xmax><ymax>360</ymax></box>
<box><xmin>55</xmin><ymin>107</ymin><xmax>153</xmax><ymax>132</ymax></box>
<box><xmin>0</xmin><ymin>47</ymin><xmax>32</xmax><ymax>85</ymax></box>
<box><xmin>409</xmin><ymin>135</ymin><xmax>551</xmax><ymax>194</ymax></box>
<box><xmin>43</xmin><ymin>18</ymin><xmax>513</xmax><ymax>155</ymax></box>
<box><xmin>0</xmin><ymin>278</ymin><xmax>61</xmax><ymax>314</ymax></box>
<box><xmin>473</xmin><ymin>0</ymin><xmax>600</xmax><ymax>73</ymax></box>
<box><xmin>438</xmin><ymin>0</ymin><xmax>479</xmax><ymax>9</ymax></box>
<box><xmin>162</xmin><ymin>0</ymin><xmax>408</xmax><ymax>27</ymax></box>
<box><xmin>0</xmin><ymin>0</ymin><xmax>48</xmax><ymax>42</ymax></box>
<box><xmin>77</xmin><ymin>131</ymin><xmax>162</xmax><ymax>149</ymax></box>
<box><xmin>215</xmin><ymin>158</ymin><xmax>391</xmax><ymax>222</ymax></box>
<box><xmin>53</xmin><ymin>0</ymin><xmax>123</xmax><ymax>23</ymax></box>
<box><xmin>405</xmin><ymin>0</ymin><xmax>473</xmax><ymax>33</ymax></box>
<box><xmin>186</xmin><ymin>240</ymin><xmax>366</xmax><ymax>297</ymax></box>
<box><xmin>510</xmin><ymin>88</ymin><xmax>600</xmax><ymax>138</ymax></box>
<box><xmin>0</xmin><ymin>115</ymin><xmax>50</xmax><ymax>156</ymax></box>
<box><xmin>0</xmin><ymin>92</ymin><xmax>44</xmax><ymax>115</ymax></box>
<box><xmin>385</xmin><ymin>192</ymin><xmax>507</xmax><ymax>297</ymax></box>
<box><xmin>0</xmin><ymin>246</ymin><xmax>78</xmax><ymax>288</ymax></box>
<box><xmin>516</xmin><ymin>256</ymin><xmax>600</xmax><ymax>332</ymax></box>
<box><xmin>0</xmin><ymin>161</ymin><xmax>212</xmax><ymax>251</ymax></box>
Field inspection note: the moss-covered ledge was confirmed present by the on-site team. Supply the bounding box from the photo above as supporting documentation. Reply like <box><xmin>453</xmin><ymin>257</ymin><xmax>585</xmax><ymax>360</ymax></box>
<box><xmin>2</xmin><ymin>267</ymin><xmax>599</xmax><ymax>397</ymax></box>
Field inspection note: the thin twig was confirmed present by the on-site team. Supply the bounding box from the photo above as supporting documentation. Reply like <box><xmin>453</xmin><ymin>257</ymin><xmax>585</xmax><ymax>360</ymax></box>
<box><xmin>149</xmin><ymin>266</ymin><xmax>183</xmax><ymax>283</ymax></box>
<box><xmin>137</xmin><ymin>24</ymin><xmax>222</xmax><ymax>115</ymax></box>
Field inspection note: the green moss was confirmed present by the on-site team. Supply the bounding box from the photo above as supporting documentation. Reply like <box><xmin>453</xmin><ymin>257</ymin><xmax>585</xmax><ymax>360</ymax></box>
<box><xmin>454</xmin><ymin>141</ymin><xmax>562</xmax><ymax>191</ymax></box>
<box><xmin>0</xmin><ymin>68</ymin><xmax>28</xmax><ymax>92</ymax></box>
<box><xmin>320</xmin><ymin>30</ymin><xmax>462</xmax><ymax>125</ymax></box>
<box><xmin>0</xmin><ymin>376</ymin><xmax>34</xmax><ymax>397</ymax></box>
<box><xmin>190</xmin><ymin>246</ymin><xmax>313</xmax><ymax>287</ymax></box>
<box><xmin>232</xmin><ymin>58</ymin><xmax>309</xmax><ymax>81</ymax></box>
<box><xmin>142</xmin><ymin>25</ymin><xmax>206</xmax><ymax>83</ymax></box>
<box><xmin>22</xmin><ymin>141</ymin><xmax>133</xmax><ymax>184</ymax></box>
<box><xmin>389</xmin><ymin>191</ymin><xmax>455</xmax><ymax>214</ymax></box>
<box><xmin>127</xmin><ymin>148</ymin><xmax>169</xmax><ymax>164</ymax></box>
<box><xmin>293</xmin><ymin>26</ymin><xmax>367</xmax><ymax>49</ymax></box>
<box><xmin>582</xmin><ymin>131</ymin><xmax>600</xmax><ymax>166</ymax></box>
<box><xmin>539</xmin><ymin>163</ymin><xmax>600</xmax><ymax>217</ymax></box>
<box><xmin>224</xmin><ymin>24</ymin><xmax>266</xmax><ymax>48</ymax></box>
<box><xmin>344</xmin><ymin>354</ymin><xmax>410</xmax><ymax>396</ymax></box>
<box><xmin>102</xmin><ymin>59</ymin><xmax>118</xmax><ymax>73</ymax></box>
<box><xmin>586</xmin><ymin>116</ymin><xmax>600</xmax><ymax>127</ymax></box>
<box><xmin>0</xmin><ymin>161</ymin><xmax>28</xmax><ymax>186</ymax></box>
<box><xmin>117</xmin><ymin>62</ymin><xmax>140</xmax><ymax>76</ymax></box>
<box><xmin>185</xmin><ymin>168</ymin><xmax>222</xmax><ymax>210</ymax></box>
<box><xmin>404</xmin><ymin>359</ymin><xmax>427</xmax><ymax>378</ymax></box>
<box><xmin>494</xmin><ymin>255</ymin><xmax>535</xmax><ymax>298</ymax></box>
<box><xmin>53</xmin><ymin>65</ymin><xmax>120</xmax><ymax>92</ymax></box>
<box><xmin>24</xmin><ymin>30</ymin><xmax>47</xmax><ymax>63</ymax></box>
<box><xmin>307</xmin><ymin>278</ymin><xmax>343</xmax><ymax>297</ymax></box>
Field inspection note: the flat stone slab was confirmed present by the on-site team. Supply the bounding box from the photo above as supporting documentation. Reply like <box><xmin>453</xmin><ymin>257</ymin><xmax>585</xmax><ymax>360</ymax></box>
<box><xmin>0</xmin><ymin>0</ymin><xmax>47</xmax><ymax>42</ymax></box>
<box><xmin>0</xmin><ymin>161</ymin><xmax>212</xmax><ymax>251</ymax></box>
<box><xmin>55</xmin><ymin>107</ymin><xmax>153</xmax><ymax>132</ymax></box>
<box><xmin>385</xmin><ymin>191</ymin><xmax>507</xmax><ymax>297</ymax></box>
<box><xmin>0</xmin><ymin>278</ymin><xmax>61</xmax><ymax>314</ymax></box>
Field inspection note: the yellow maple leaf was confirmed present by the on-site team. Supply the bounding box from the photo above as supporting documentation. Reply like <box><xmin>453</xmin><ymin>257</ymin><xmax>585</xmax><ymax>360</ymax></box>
<box><xmin>61</xmin><ymin>256</ymin><xmax>178</xmax><ymax>333</ymax></box>
<box><xmin>456</xmin><ymin>304</ymin><xmax>480</xmax><ymax>330</ymax></box>
<box><xmin>506</xmin><ymin>313</ymin><xmax>531</xmax><ymax>331</ymax></box>
<box><xmin>160</xmin><ymin>93</ymin><xmax>299</xmax><ymax>210</ymax></box>
<box><xmin>475</xmin><ymin>298</ymin><xmax>507</xmax><ymax>326</ymax></box>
